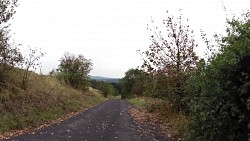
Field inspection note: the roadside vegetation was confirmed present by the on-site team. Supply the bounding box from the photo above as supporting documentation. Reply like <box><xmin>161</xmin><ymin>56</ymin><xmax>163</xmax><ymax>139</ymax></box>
<box><xmin>90</xmin><ymin>79</ymin><xmax>121</xmax><ymax>98</ymax></box>
<box><xmin>1</xmin><ymin>0</ymin><xmax>250</xmax><ymax>140</ymax></box>
<box><xmin>0</xmin><ymin>71</ymin><xmax>106</xmax><ymax>133</ymax></box>
<box><xmin>122</xmin><ymin>10</ymin><xmax>250</xmax><ymax>141</ymax></box>
<box><xmin>0</xmin><ymin>0</ymin><xmax>107</xmax><ymax>138</ymax></box>
<box><xmin>129</xmin><ymin>97</ymin><xmax>186</xmax><ymax>139</ymax></box>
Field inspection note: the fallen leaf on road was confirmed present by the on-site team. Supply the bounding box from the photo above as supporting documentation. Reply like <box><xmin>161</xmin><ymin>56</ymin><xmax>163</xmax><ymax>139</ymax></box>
<box><xmin>0</xmin><ymin>104</ymin><xmax>101</xmax><ymax>140</ymax></box>
<box><xmin>129</xmin><ymin>107</ymin><xmax>170</xmax><ymax>140</ymax></box>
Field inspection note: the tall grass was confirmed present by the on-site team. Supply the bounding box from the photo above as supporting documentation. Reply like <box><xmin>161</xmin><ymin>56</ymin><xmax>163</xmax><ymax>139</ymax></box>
<box><xmin>0</xmin><ymin>68</ymin><xmax>106</xmax><ymax>134</ymax></box>
<box><xmin>129</xmin><ymin>97</ymin><xmax>187</xmax><ymax>138</ymax></box>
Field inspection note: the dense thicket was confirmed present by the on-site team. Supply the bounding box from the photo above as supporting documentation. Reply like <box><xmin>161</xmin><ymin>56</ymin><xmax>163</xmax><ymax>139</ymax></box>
<box><xmin>186</xmin><ymin>12</ymin><xmax>250</xmax><ymax>141</ymax></box>
<box><xmin>121</xmin><ymin>11</ymin><xmax>250</xmax><ymax>140</ymax></box>
<box><xmin>91</xmin><ymin>80</ymin><xmax>119</xmax><ymax>97</ymax></box>
<box><xmin>120</xmin><ymin>68</ymin><xmax>149</xmax><ymax>99</ymax></box>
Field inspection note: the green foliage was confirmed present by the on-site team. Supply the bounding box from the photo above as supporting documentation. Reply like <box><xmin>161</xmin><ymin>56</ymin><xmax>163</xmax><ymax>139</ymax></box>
<box><xmin>91</xmin><ymin>80</ymin><xmax>119</xmax><ymax>97</ymax></box>
<box><xmin>0</xmin><ymin>28</ymin><xmax>22</xmax><ymax>69</ymax></box>
<box><xmin>128</xmin><ymin>97</ymin><xmax>147</xmax><ymax>108</ymax></box>
<box><xmin>0</xmin><ymin>1</ymin><xmax>107</xmax><ymax>135</ymax></box>
<box><xmin>186</xmin><ymin>12</ymin><xmax>250</xmax><ymax>141</ymax></box>
<box><xmin>0</xmin><ymin>1</ymin><xmax>22</xmax><ymax>87</ymax></box>
<box><xmin>52</xmin><ymin>52</ymin><xmax>93</xmax><ymax>90</ymax></box>
<box><xmin>0</xmin><ymin>107</ymin><xmax>62</xmax><ymax>132</ymax></box>
<box><xmin>120</xmin><ymin>68</ymin><xmax>149</xmax><ymax>99</ymax></box>
<box><xmin>110</xmin><ymin>82</ymin><xmax>121</xmax><ymax>94</ymax></box>
<box><xmin>0</xmin><ymin>113</ymin><xmax>22</xmax><ymax>132</ymax></box>
<box><xmin>98</xmin><ymin>82</ymin><xmax>115</xmax><ymax>97</ymax></box>
<box><xmin>0</xmin><ymin>70</ymin><xmax>106</xmax><ymax>133</ymax></box>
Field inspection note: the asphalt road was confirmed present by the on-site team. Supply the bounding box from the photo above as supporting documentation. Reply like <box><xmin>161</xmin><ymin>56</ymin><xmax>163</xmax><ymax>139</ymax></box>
<box><xmin>5</xmin><ymin>99</ymin><xmax>169</xmax><ymax>141</ymax></box>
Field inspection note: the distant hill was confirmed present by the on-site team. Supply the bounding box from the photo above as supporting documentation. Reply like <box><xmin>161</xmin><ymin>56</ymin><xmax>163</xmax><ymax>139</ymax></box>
<box><xmin>90</xmin><ymin>76</ymin><xmax>120</xmax><ymax>83</ymax></box>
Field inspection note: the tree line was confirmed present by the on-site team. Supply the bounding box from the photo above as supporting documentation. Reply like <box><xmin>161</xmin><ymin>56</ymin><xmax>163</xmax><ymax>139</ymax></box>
<box><xmin>120</xmin><ymin>11</ymin><xmax>250</xmax><ymax>141</ymax></box>
<box><xmin>90</xmin><ymin>80</ymin><xmax>120</xmax><ymax>97</ymax></box>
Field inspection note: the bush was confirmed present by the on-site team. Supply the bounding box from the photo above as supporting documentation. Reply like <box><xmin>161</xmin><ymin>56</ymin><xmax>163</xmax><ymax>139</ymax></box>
<box><xmin>51</xmin><ymin>52</ymin><xmax>92</xmax><ymax>90</ymax></box>
<box><xmin>186</xmin><ymin>13</ymin><xmax>250</xmax><ymax>141</ymax></box>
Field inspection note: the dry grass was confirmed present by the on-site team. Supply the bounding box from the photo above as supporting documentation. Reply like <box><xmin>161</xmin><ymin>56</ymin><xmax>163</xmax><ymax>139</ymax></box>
<box><xmin>129</xmin><ymin>97</ymin><xmax>187</xmax><ymax>139</ymax></box>
<box><xmin>0</xmin><ymin>68</ymin><xmax>107</xmax><ymax>135</ymax></box>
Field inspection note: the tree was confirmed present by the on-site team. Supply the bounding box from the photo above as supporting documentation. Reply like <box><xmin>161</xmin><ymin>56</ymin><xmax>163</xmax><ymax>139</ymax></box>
<box><xmin>0</xmin><ymin>28</ymin><xmax>22</xmax><ymax>79</ymax></box>
<box><xmin>110</xmin><ymin>82</ymin><xmax>121</xmax><ymax>95</ymax></box>
<box><xmin>186</xmin><ymin>12</ymin><xmax>250</xmax><ymax>141</ymax></box>
<box><xmin>120</xmin><ymin>68</ymin><xmax>148</xmax><ymax>99</ymax></box>
<box><xmin>21</xmin><ymin>47</ymin><xmax>45</xmax><ymax>89</ymax></box>
<box><xmin>90</xmin><ymin>80</ymin><xmax>119</xmax><ymax>97</ymax></box>
<box><xmin>55</xmin><ymin>52</ymin><xmax>93</xmax><ymax>90</ymax></box>
<box><xmin>0</xmin><ymin>0</ymin><xmax>21</xmax><ymax>87</ymax></box>
<box><xmin>141</xmin><ymin>11</ymin><xmax>198</xmax><ymax>109</ymax></box>
<box><xmin>0</xmin><ymin>0</ymin><xmax>18</xmax><ymax>25</ymax></box>
<box><xmin>96</xmin><ymin>82</ymin><xmax>116</xmax><ymax>97</ymax></box>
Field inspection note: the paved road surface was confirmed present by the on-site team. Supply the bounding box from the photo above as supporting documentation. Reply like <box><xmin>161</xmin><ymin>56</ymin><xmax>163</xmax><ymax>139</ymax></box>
<box><xmin>5</xmin><ymin>99</ymin><xmax>169</xmax><ymax>141</ymax></box>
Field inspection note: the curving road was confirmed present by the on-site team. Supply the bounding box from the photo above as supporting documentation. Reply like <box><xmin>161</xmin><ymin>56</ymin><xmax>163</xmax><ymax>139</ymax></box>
<box><xmin>5</xmin><ymin>99</ymin><xmax>170</xmax><ymax>141</ymax></box>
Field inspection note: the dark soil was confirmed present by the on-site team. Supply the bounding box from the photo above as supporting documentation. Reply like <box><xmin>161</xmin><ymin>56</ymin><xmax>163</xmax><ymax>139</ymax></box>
<box><xmin>3</xmin><ymin>99</ymin><xmax>170</xmax><ymax>141</ymax></box>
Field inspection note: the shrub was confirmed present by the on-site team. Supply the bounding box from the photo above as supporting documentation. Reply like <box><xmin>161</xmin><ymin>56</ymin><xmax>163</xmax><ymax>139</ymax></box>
<box><xmin>52</xmin><ymin>52</ymin><xmax>92</xmax><ymax>90</ymax></box>
<box><xmin>186</xmin><ymin>12</ymin><xmax>250</xmax><ymax>141</ymax></box>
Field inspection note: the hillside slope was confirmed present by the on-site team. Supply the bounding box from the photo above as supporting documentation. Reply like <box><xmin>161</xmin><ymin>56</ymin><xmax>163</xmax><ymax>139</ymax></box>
<box><xmin>0</xmin><ymin>68</ymin><xmax>106</xmax><ymax>137</ymax></box>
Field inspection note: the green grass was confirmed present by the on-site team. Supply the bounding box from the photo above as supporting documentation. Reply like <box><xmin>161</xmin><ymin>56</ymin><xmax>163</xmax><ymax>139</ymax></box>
<box><xmin>110</xmin><ymin>95</ymin><xmax>121</xmax><ymax>99</ymax></box>
<box><xmin>128</xmin><ymin>97</ymin><xmax>147</xmax><ymax>108</ymax></box>
<box><xmin>0</xmin><ymin>107</ymin><xmax>63</xmax><ymax>132</ymax></box>
<box><xmin>0</xmin><ymin>68</ymin><xmax>107</xmax><ymax>134</ymax></box>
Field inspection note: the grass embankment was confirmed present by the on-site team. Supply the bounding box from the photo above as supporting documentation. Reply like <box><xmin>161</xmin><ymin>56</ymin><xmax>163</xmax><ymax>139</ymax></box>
<box><xmin>0</xmin><ymin>68</ymin><xmax>107</xmax><ymax>136</ymax></box>
<box><xmin>128</xmin><ymin>97</ymin><xmax>187</xmax><ymax>139</ymax></box>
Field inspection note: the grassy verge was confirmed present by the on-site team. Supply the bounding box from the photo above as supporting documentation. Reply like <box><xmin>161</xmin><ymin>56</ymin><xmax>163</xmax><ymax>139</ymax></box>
<box><xmin>128</xmin><ymin>97</ymin><xmax>187</xmax><ymax>139</ymax></box>
<box><xmin>111</xmin><ymin>95</ymin><xmax>121</xmax><ymax>99</ymax></box>
<box><xmin>0</xmin><ymin>69</ymin><xmax>107</xmax><ymax>137</ymax></box>
<box><xmin>128</xmin><ymin>97</ymin><xmax>147</xmax><ymax>108</ymax></box>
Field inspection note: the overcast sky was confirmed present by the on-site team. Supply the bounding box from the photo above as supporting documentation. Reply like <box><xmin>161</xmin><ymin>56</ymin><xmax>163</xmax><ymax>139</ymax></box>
<box><xmin>10</xmin><ymin>0</ymin><xmax>249</xmax><ymax>78</ymax></box>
